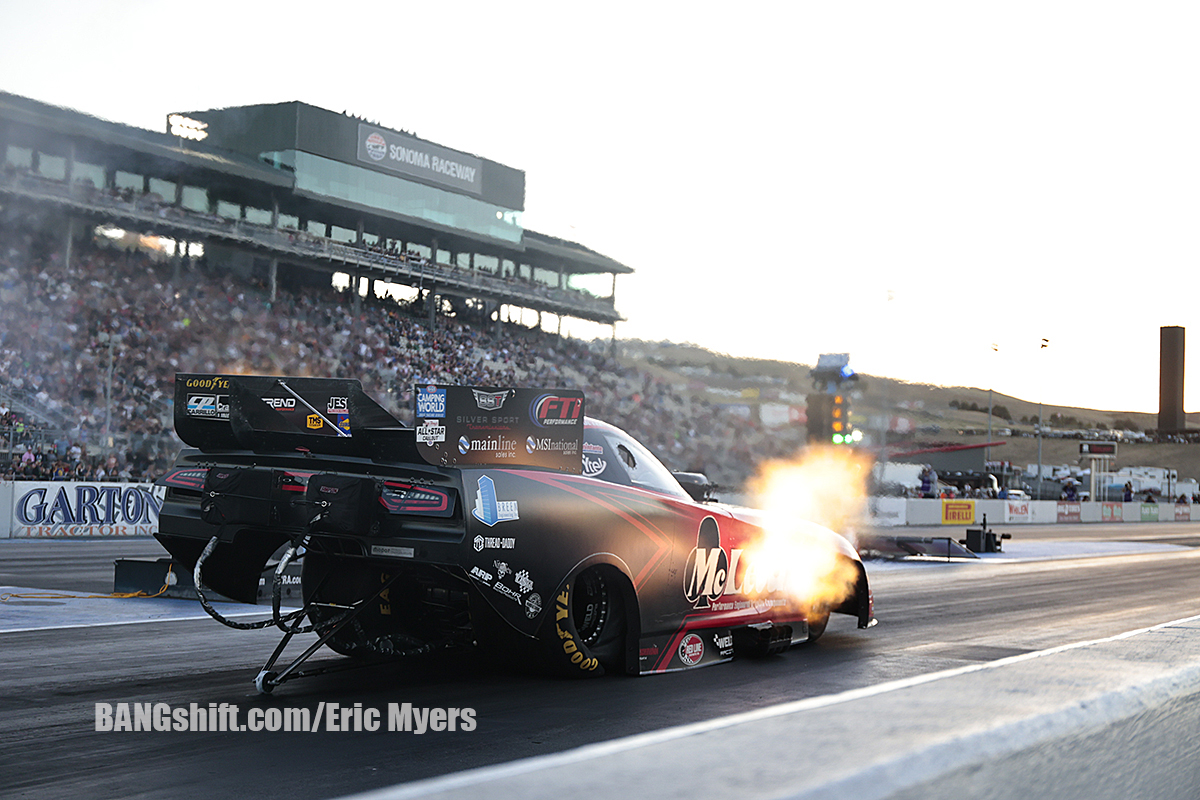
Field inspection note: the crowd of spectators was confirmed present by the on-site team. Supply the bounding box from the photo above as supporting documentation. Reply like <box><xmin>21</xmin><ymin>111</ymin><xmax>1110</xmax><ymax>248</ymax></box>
<box><xmin>0</xmin><ymin>221</ymin><xmax>802</xmax><ymax>486</ymax></box>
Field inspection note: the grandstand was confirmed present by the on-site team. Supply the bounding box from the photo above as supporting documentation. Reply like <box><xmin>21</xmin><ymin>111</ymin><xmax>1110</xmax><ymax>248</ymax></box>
<box><xmin>0</xmin><ymin>91</ymin><xmax>630</xmax><ymax>328</ymax></box>
<box><xmin>0</xmin><ymin>90</ymin><xmax>802</xmax><ymax>488</ymax></box>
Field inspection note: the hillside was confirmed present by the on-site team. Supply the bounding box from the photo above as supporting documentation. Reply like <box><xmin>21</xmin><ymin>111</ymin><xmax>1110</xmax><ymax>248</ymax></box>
<box><xmin>614</xmin><ymin>340</ymin><xmax>1200</xmax><ymax>481</ymax></box>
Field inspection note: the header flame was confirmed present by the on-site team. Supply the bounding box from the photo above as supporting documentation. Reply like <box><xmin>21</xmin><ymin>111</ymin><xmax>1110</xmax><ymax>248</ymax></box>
<box><xmin>740</xmin><ymin>446</ymin><xmax>875</xmax><ymax>617</ymax></box>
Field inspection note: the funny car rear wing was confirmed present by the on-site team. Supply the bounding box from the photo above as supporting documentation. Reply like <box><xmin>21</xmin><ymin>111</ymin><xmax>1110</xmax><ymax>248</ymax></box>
<box><xmin>173</xmin><ymin>375</ymin><xmax>584</xmax><ymax>473</ymax></box>
<box><xmin>174</xmin><ymin>374</ymin><xmax>409</xmax><ymax>459</ymax></box>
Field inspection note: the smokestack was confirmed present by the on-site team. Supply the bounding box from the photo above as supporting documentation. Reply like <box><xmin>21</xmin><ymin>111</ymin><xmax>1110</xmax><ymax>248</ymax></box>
<box><xmin>1159</xmin><ymin>326</ymin><xmax>1185</xmax><ymax>433</ymax></box>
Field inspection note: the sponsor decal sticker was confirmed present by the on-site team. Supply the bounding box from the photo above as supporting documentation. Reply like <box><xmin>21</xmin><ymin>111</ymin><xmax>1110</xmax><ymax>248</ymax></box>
<box><xmin>713</xmin><ymin>631</ymin><xmax>734</xmax><ymax>657</ymax></box>
<box><xmin>473</xmin><ymin>534</ymin><xmax>515</xmax><ymax>552</ymax></box>
<box><xmin>524</xmin><ymin>592</ymin><xmax>542</xmax><ymax>619</ymax></box>
<box><xmin>458</xmin><ymin>436</ymin><xmax>471</xmax><ymax>455</ymax></box>
<box><xmin>186</xmin><ymin>394</ymin><xmax>229</xmax><ymax>419</ymax></box>
<box><xmin>416</xmin><ymin>423</ymin><xmax>446</xmax><ymax>445</ymax></box>
<box><xmin>471</xmin><ymin>389</ymin><xmax>510</xmax><ymax>411</ymax></box>
<box><xmin>306</xmin><ymin>414</ymin><xmax>323</xmax><ymax>429</ymax></box>
<box><xmin>679</xmin><ymin>633</ymin><xmax>704</xmax><ymax>666</ymax></box>
<box><xmin>416</xmin><ymin>386</ymin><xmax>447</xmax><ymax>418</ymax></box>
<box><xmin>582</xmin><ymin>454</ymin><xmax>607</xmax><ymax>478</ymax></box>
<box><xmin>514</xmin><ymin>569</ymin><xmax>533</xmax><ymax>594</ymax></box>
<box><xmin>492</xmin><ymin>581</ymin><xmax>522</xmax><ymax>604</ymax></box>
<box><xmin>469</xmin><ymin>566</ymin><xmax>493</xmax><ymax>583</ymax></box>
<box><xmin>582</xmin><ymin>442</ymin><xmax>604</xmax><ymax>455</ymax></box>
<box><xmin>530</xmin><ymin>394</ymin><xmax>582</xmax><ymax>427</ymax></box>
<box><xmin>370</xmin><ymin>545</ymin><xmax>415</xmax><ymax>559</ymax></box>
<box><xmin>263</xmin><ymin>397</ymin><xmax>296</xmax><ymax>410</ymax></box>
<box><xmin>493</xmin><ymin>560</ymin><xmax>510</xmax><ymax>579</ymax></box>
<box><xmin>471</xmin><ymin>476</ymin><xmax>519</xmax><ymax>527</ymax></box>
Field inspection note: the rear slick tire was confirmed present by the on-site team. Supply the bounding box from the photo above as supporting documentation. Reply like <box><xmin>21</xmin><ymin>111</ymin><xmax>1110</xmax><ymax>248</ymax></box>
<box><xmin>540</xmin><ymin>566</ymin><xmax>627</xmax><ymax>677</ymax></box>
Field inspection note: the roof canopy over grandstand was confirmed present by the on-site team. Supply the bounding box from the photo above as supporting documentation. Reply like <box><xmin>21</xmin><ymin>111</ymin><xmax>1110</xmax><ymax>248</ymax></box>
<box><xmin>0</xmin><ymin>90</ymin><xmax>631</xmax><ymax>326</ymax></box>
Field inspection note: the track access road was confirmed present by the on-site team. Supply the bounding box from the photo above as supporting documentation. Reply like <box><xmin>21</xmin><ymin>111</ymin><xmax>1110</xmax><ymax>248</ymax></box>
<box><xmin>2</xmin><ymin>522</ymin><xmax>1199</xmax><ymax>800</ymax></box>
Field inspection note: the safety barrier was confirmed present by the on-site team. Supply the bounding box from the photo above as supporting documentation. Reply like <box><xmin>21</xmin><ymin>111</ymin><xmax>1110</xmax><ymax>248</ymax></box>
<box><xmin>869</xmin><ymin>497</ymin><xmax>1196</xmax><ymax>526</ymax></box>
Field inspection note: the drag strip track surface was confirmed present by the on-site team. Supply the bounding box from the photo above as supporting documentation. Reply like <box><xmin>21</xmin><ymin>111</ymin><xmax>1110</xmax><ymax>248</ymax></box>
<box><xmin>4</xmin><ymin>525</ymin><xmax>1200</xmax><ymax>800</ymax></box>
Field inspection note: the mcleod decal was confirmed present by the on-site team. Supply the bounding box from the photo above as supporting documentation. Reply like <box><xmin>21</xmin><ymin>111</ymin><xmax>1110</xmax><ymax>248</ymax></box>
<box><xmin>683</xmin><ymin>517</ymin><xmax>790</xmax><ymax>609</ymax></box>
<box><xmin>554</xmin><ymin>587</ymin><xmax>600</xmax><ymax>672</ymax></box>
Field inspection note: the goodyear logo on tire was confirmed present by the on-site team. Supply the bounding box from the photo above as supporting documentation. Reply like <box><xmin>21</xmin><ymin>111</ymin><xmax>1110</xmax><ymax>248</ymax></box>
<box><xmin>555</xmin><ymin>586</ymin><xmax>599</xmax><ymax>672</ymax></box>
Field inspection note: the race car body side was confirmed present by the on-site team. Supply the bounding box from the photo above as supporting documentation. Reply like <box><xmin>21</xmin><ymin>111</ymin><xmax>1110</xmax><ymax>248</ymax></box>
<box><xmin>155</xmin><ymin>375</ymin><xmax>873</xmax><ymax>683</ymax></box>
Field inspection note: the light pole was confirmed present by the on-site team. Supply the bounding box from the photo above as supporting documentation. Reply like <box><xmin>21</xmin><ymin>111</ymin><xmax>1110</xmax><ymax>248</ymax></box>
<box><xmin>1036</xmin><ymin>338</ymin><xmax>1048</xmax><ymax>499</ymax></box>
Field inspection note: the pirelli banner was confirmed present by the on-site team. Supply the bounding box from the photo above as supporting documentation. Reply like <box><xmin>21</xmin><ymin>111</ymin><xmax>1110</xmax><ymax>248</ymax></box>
<box><xmin>7</xmin><ymin>482</ymin><xmax>165</xmax><ymax>538</ymax></box>
<box><xmin>414</xmin><ymin>385</ymin><xmax>583</xmax><ymax>473</ymax></box>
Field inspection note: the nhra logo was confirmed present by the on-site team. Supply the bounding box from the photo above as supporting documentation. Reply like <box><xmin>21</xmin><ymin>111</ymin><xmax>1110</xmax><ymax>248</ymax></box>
<box><xmin>472</xmin><ymin>389</ymin><xmax>510</xmax><ymax>411</ymax></box>
<box><xmin>365</xmin><ymin>132</ymin><xmax>387</xmax><ymax>161</ymax></box>
<box><xmin>531</xmin><ymin>394</ymin><xmax>582</xmax><ymax>427</ymax></box>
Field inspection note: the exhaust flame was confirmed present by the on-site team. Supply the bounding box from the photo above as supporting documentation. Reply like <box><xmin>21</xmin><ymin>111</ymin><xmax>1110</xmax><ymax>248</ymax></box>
<box><xmin>740</xmin><ymin>447</ymin><xmax>875</xmax><ymax>616</ymax></box>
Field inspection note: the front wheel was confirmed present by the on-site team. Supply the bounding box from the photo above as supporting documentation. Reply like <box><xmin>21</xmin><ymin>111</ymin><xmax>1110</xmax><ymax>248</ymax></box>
<box><xmin>805</xmin><ymin>605</ymin><xmax>830</xmax><ymax>642</ymax></box>
<box><xmin>540</xmin><ymin>566</ymin><xmax>628</xmax><ymax>677</ymax></box>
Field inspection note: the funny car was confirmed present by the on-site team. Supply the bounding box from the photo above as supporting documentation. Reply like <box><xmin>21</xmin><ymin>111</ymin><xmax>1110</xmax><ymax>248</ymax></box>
<box><xmin>155</xmin><ymin>375</ymin><xmax>873</xmax><ymax>691</ymax></box>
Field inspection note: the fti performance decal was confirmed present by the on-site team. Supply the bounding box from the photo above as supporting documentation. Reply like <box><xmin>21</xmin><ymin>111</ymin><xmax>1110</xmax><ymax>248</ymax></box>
<box><xmin>530</xmin><ymin>394</ymin><xmax>582</xmax><ymax>427</ymax></box>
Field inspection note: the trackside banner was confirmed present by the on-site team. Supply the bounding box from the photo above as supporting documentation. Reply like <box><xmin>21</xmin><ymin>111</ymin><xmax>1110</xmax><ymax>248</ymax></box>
<box><xmin>9</xmin><ymin>482</ymin><xmax>165</xmax><ymax>538</ymax></box>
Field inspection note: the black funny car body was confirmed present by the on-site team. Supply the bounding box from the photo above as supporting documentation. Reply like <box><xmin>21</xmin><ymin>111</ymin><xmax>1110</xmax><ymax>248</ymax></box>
<box><xmin>155</xmin><ymin>375</ymin><xmax>873</xmax><ymax>690</ymax></box>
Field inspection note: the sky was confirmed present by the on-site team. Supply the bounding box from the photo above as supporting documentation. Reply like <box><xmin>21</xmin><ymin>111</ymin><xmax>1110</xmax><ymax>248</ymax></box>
<box><xmin>2</xmin><ymin>0</ymin><xmax>1198</xmax><ymax>413</ymax></box>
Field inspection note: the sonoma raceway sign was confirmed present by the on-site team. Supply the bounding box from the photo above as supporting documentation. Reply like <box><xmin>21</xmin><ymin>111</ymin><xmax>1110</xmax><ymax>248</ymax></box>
<box><xmin>9</xmin><ymin>482</ymin><xmax>165</xmax><ymax>538</ymax></box>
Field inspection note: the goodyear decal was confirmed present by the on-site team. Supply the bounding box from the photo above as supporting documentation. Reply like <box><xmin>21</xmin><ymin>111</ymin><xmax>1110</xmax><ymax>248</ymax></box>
<box><xmin>554</xmin><ymin>586</ymin><xmax>599</xmax><ymax>672</ymax></box>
